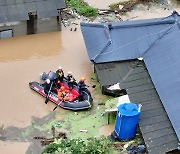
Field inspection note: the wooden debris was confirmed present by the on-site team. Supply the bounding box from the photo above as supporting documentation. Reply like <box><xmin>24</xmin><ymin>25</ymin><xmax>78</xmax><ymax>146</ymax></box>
<box><xmin>61</xmin><ymin>9</ymin><xmax>76</xmax><ymax>18</ymax></box>
<box><xmin>40</xmin><ymin>132</ymin><xmax>67</xmax><ymax>145</ymax></box>
<box><xmin>98</xmin><ymin>9</ymin><xmax>115</xmax><ymax>15</ymax></box>
<box><xmin>34</xmin><ymin>126</ymin><xmax>67</xmax><ymax>146</ymax></box>
<box><xmin>51</xmin><ymin>125</ymin><xmax>55</xmax><ymax>138</ymax></box>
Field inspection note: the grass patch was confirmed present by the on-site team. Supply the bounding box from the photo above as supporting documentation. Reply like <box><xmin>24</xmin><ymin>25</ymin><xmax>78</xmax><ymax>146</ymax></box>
<box><xmin>90</xmin><ymin>72</ymin><xmax>97</xmax><ymax>80</ymax></box>
<box><xmin>65</xmin><ymin>0</ymin><xmax>98</xmax><ymax>17</ymax></box>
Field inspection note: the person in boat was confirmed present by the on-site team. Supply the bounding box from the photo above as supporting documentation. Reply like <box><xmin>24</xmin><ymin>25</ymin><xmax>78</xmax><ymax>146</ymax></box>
<box><xmin>78</xmin><ymin>77</ymin><xmax>87</xmax><ymax>101</ymax></box>
<box><xmin>43</xmin><ymin>78</ymin><xmax>57</xmax><ymax>94</ymax></box>
<box><xmin>66</xmin><ymin>71</ymin><xmax>76</xmax><ymax>89</ymax></box>
<box><xmin>78</xmin><ymin>77</ymin><xmax>87</xmax><ymax>90</ymax></box>
<box><xmin>56</xmin><ymin>66</ymin><xmax>64</xmax><ymax>82</ymax></box>
<box><xmin>44</xmin><ymin>79</ymin><xmax>52</xmax><ymax>95</ymax></box>
<box><xmin>57</xmin><ymin>86</ymin><xmax>70</xmax><ymax>101</ymax></box>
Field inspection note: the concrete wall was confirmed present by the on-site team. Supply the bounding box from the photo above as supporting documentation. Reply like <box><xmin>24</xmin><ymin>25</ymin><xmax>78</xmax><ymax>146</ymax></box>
<box><xmin>0</xmin><ymin>16</ymin><xmax>61</xmax><ymax>37</ymax></box>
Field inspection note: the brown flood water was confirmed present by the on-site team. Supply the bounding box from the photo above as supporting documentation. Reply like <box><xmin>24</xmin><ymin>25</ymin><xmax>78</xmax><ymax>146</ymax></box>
<box><xmin>0</xmin><ymin>141</ymin><xmax>30</xmax><ymax>154</ymax></box>
<box><xmin>0</xmin><ymin>26</ymin><xmax>92</xmax><ymax>128</ymax></box>
<box><xmin>99</xmin><ymin>125</ymin><xmax>114</xmax><ymax>136</ymax></box>
<box><xmin>0</xmin><ymin>24</ymin><xmax>93</xmax><ymax>152</ymax></box>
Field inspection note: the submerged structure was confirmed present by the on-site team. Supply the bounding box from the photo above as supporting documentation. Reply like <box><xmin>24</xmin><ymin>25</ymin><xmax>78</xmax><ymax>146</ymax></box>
<box><xmin>0</xmin><ymin>0</ymin><xmax>66</xmax><ymax>38</ymax></box>
<box><xmin>81</xmin><ymin>11</ymin><xmax>180</xmax><ymax>153</ymax></box>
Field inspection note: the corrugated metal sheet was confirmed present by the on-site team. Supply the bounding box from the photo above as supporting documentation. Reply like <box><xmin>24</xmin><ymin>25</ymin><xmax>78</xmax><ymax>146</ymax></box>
<box><xmin>0</xmin><ymin>0</ymin><xmax>66</xmax><ymax>23</ymax></box>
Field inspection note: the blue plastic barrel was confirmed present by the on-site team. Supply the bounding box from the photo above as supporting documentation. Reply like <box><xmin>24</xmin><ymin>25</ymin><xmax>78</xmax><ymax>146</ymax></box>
<box><xmin>114</xmin><ymin>103</ymin><xmax>140</xmax><ymax>140</ymax></box>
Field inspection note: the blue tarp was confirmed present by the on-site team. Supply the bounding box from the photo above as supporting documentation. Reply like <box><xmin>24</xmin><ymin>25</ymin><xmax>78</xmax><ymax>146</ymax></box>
<box><xmin>81</xmin><ymin>11</ymin><xmax>180</xmax><ymax>141</ymax></box>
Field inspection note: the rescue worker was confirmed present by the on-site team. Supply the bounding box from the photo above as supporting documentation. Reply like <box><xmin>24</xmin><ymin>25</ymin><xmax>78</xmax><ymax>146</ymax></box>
<box><xmin>66</xmin><ymin>71</ymin><xmax>76</xmax><ymax>89</ymax></box>
<box><xmin>44</xmin><ymin>79</ymin><xmax>53</xmax><ymax>104</ymax></box>
<box><xmin>78</xmin><ymin>77</ymin><xmax>87</xmax><ymax>90</ymax></box>
<box><xmin>57</xmin><ymin>86</ymin><xmax>70</xmax><ymax>101</ymax></box>
<box><xmin>77</xmin><ymin>77</ymin><xmax>87</xmax><ymax>101</ymax></box>
<box><xmin>44</xmin><ymin>79</ymin><xmax>51</xmax><ymax>95</ymax></box>
<box><xmin>56</xmin><ymin>66</ymin><xmax>64</xmax><ymax>82</ymax></box>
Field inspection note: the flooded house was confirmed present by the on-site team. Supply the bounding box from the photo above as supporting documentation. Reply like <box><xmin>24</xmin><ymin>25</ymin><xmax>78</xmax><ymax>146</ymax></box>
<box><xmin>81</xmin><ymin>11</ymin><xmax>180</xmax><ymax>153</ymax></box>
<box><xmin>0</xmin><ymin>0</ymin><xmax>66</xmax><ymax>38</ymax></box>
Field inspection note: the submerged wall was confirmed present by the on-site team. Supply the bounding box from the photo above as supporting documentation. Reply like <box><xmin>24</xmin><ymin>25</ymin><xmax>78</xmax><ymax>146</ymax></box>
<box><xmin>0</xmin><ymin>16</ymin><xmax>61</xmax><ymax>37</ymax></box>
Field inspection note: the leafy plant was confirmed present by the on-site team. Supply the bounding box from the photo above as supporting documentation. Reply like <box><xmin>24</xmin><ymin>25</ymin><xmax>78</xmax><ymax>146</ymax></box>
<box><xmin>65</xmin><ymin>0</ymin><xmax>98</xmax><ymax>17</ymax></box>
<box><xmin>42</xmin><ymin>137</ymin><xmax>118</xmax><ymax>154</ymax></box>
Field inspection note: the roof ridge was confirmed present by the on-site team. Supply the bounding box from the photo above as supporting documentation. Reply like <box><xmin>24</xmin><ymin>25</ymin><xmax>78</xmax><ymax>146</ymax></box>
<box><xmin>141</xmin><ymin>23</ymin><xmax>176</xmax><ymax>57</ymax></box>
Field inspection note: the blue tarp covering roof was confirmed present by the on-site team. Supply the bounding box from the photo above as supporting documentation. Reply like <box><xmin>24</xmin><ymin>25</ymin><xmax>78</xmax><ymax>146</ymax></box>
<box><xmin>81</xmin><ymin>11</ymin><xmax>180</xmax><ymax>141</ymax></box>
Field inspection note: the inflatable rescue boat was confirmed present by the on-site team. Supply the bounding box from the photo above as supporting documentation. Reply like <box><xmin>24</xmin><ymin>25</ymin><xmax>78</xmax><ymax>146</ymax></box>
<box><xmin>29</xmin><ymin>80</ymin><xmax>93</xmax><ymax>111</ymax></box>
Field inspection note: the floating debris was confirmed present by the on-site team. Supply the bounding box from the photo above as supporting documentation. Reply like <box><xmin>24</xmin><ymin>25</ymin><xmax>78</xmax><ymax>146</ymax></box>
<box><xmin>79</xmin><ymin>129</ymin><xmax>88</xmax><ymax>133</ymax></box>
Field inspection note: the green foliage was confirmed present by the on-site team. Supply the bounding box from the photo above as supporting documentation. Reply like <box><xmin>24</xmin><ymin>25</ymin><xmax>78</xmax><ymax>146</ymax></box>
<box><xmin>65</xmin><ymin>0</ymin><xmax>97</xmax><ymax>17</ymax></box>
<box><xmin>90</xmin><ymin>73</ymin><xmax>97</xmax><ymax>80</ymax></box>
<box><xmin>43</xmin><ymin>143</ymin><xmax>60</xmax><ymax>154</ymax></box>
<box><xmin>42</xmin><ymin>137</ymin><xmax>117</xmax><ymax>154</ymax></box>
<box><xmin>77</xmin><ymin>6</ymin><xmax>97</xmax><ymax>17</ymax></box>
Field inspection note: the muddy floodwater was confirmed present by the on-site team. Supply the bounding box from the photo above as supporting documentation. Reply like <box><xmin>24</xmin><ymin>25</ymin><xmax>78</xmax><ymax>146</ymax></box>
<box><xmin>1</xmin><ymin>1</ymin><xmax>178</xmax><ymax>152</ymax></box>
<box><xmin>0</xmin><ymin>26</ymin><xmax>92</xmax><ymax>128</ymax></box>
<box><xmin>0</xmin><ymin>25</ymin><xmax>93</xmax><ymax>153</ymax></box>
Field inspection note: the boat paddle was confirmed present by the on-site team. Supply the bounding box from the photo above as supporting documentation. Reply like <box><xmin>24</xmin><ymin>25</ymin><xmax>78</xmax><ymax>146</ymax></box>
<box><xmin>53</xmin><ymin>99</ymin><xmax>63</xmax><ymax>111</ymax></box>
<box><xmin>45</xmin><ymin>81</ymin><xmax>54</xmax><ymax>104</ymax></box>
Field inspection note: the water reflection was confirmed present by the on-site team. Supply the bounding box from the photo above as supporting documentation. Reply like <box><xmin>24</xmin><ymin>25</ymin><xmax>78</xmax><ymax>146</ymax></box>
<box><xmin>0</xmin><ymin>32</ymin><xmax>62</xmax><ymax>62</ymax></box>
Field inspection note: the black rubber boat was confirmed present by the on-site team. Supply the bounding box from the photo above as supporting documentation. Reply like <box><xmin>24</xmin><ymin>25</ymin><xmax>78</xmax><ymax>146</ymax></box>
<box><xmin>29</xmin><ymin>81</ymin><xmax>93</xmax><ymax>111</ymax></box>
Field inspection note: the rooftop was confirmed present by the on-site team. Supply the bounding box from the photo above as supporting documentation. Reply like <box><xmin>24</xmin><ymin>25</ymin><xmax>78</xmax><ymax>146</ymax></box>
<box><xmin>95</xmin><ymin>60</ymin><xmax>178</xmax><ymax>153</ymax></box>
<box><xmin>0</xmin><ymin>0</ymin><xmax>66</xmax><ymax>23</ymax></box>
<box><xmin>81</xmin><ymin>11</ymin><xmax>180</xmax><ymax>147</ymax></box>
